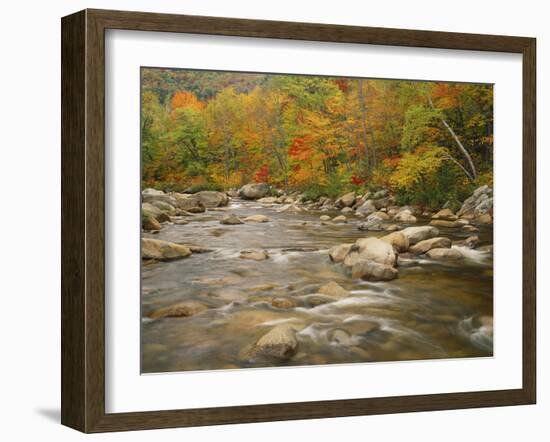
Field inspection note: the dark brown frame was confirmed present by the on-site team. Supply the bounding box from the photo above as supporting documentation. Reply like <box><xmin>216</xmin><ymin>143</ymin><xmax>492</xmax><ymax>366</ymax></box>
<box><xmin>61</xmin><ymin>8</ymin><xmax>536</xmax><ymax>433</ymax></box>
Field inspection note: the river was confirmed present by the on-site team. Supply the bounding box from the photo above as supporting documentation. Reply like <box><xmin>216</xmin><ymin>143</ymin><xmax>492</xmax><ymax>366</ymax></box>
<box><xmin>141</xmin><ymin>198</ymin><xmax>493</xmax><ymax>373</ymax></box>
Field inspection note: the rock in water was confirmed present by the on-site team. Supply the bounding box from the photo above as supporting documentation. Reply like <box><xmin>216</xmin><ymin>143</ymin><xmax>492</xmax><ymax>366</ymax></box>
<box><xmin>239</xmin><ymin>183</ymin><xmax>271</xmax><ymax>200</ymax></box>
<box><xmin>351</xmin><ymin>237</ymin><xmax>397</xmax><ymax>266</ymax></box>
<box><xmin>393</xmin><ymin>209</ymin><xmax>417</xmax><ymax>223</ymax></box>
<box><xmin>457</xmin><ymin>185</ymin><xmax>493</xmax><ymax>217</ymax></box>
<box><xmin>141</xmin><ymin>238</ymin><xmax>192</xmax><ymax>261</ymax></box>
<box><xmin>432</xmin><ymin>208</ymin><xmax>458</xmax><ymax>221</ymax></box>
<box><xmin>332</xmin><ymin>215</ymin><xmax>347</xmax><ymax>223</ymax></box>
<box><xmin>172</xmin><ymin>194</ymin><xmax>206</xmax><ymax>213</ymax></box>
<box><xmin>401</xmin><ymin>226</ymin><xmax>440</xmax><ymax>245</ymax></box>
<box><xmin>194</xmin><ymin>190</ymin><xmax>229</xmax><ymax>208</ymax></box>
<box><xmin>426</xmin><ymin>248</ymin><xmax>464</xmax><ymax>260</ymax></box>
<box><xmin>318</xmin><ymin>281</ymin><xmax>349</xmax><ymax>298</ymax></box>
<box><xmin>474</xmin><ymin>213</ymin><xmax>493</xmax><ymax>225</ymax></box>
<box><xmin>257</xmin><ymin>196</ymin><xmax>278</xmax><ymax>204</ymax></box>
<box><xmin>250</xmin><ymin>325</ymin><xmax>298</xmax><ymax>360</ymax></box>
<box><xmin>380</xmin><ymin>232</ymin><xmax>409</xmax><ymax>253</ymax></box>
<box><xmin>328</xmin><ymin>244</ymin><xmax>353</xmax><ymax>263</ymax></box>
<box><xmin>243</xmin><ymin>214</ymin><xmax>269</xmax><ymax>223</ymax></box>
<box><xmin>320</xmin><ymin>215</ymin><xmax>331</xmax><ymax>221</ymax></box>
<box><xmin>409</xmin><ymin>237</ymin><xmax>452</xmax><ymax>255</ymax></box>
<box><xmin>239</xmin><ymin>249</ymin><xmax>269</xmax><ymax>261</ymax></box>
<box><xmin>142</xmin><ymin>202</ymin><xmax>171</xmax><ymax>223</ymax></box>
<box><xmin>149</xmin><ymin>301</ymin><xmax>208</xmax><ymax>319</ymax></box>
<box><xmin>220</xmin><ymin>214</ymin><xmax>244</xmax><ymax>225</ymax></box>
<box><xmin>142</xmin><ymin>214</ymin><xmax>161</xmax><ymax>231</ymax></box>
<box><xmin>351</xmin><ymin>259</ymin><xmax>398</xmax><ymax>281</ymax></box>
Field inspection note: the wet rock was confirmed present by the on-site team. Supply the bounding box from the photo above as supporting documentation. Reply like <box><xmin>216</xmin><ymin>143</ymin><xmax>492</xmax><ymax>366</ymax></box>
<box><xmin>401</xmin><ymin>226</ymin><xmax>440</xmax><ymax>245</ymax></box>
<box><xmin>240</xmin><ymin>249</ymin><xmax>269</xmax><ymax>261</ymax></box>
<box><xmin>431</xmin><ymin>208</ymin><xmax>458</xmax><ymax>221</ymax></box>
<box><xmin>352</xmin><ymin>237</ymin><xmax>397</xmax><ymax>266</ymax></box>
<box><xmin>220</xmin><ymin>214</ymin><xmax>244</xmax><ymax>225</ymax></box>
<box><xmin>141</xmin><ymin>238</ymin><xmax>192</xmax><ymax>261</ymax></box>
<box><xmin>332</xmin><ymin>215</ymin><xmax>347</xmax><ymax>223</ymax></box>
<box><xmin>380</xmin><ymin>231</ymin><xmax>409</xmax><ymax>253</ymax></box>
<box><xmin>320</xmin><ymin>215</ymin><xmax>331</xmax><ymax>221</ymax></box>
<box><xmin>453</xmin><ymin>235</ymin><xmax>479</xmax><ymax>249</ymax></box>
<box><xmin>341</xmin><ymin>207</ymin><xmax>355</xmax><ymax>214</ymax></box>
<box><xmin>373</xmin><ymin>196</ymin><xmax>392</xmax><ymax>210</ymax></box>
<box><xmin>271</xmin><ymin>297</ymin><xmax>297</xmax><ymax>309</ymax></box>
<box><xmin>249</xmin><ymin>325</ymin><xmax>298</xmax><ymax>360</ymax></box>
<box><xmin>318</xmin><ymin>281</ymin><xmax>349</xmax><ymax>298</ymax></box>
<box><xmin>358</xmin><ymin>212</ymin><xmax>385</xmax><ymax>231</ymax></box>
<box><xmin>463</xmin><ymin>224</ymin><xmax>479</xmax><ymax>233</ymax></box>
<box><xmin>372</xmin><ymin>189</ymin><xmax>389</xmax><ymax>199</ymax></box>
<box><xmin>393</xmin><ymin>209</ymin><xmax>417</xmax><ymax>223</ymax></box>
<box><xmin>243</xmin><ymin>214</ymin><xmax>269</xmax><ymax>223</ymax></box>
<box><xmin>149</xmin><ymin>301</ymin><xmax>208</xmax><ymax>319</ymax></box>
<box><xmin>276</xmin><ymin>204</ymin><xmax>304</xmax><ymax>214</ymax></box>
<box><xmin>351</xmin><ymin>259</ymin><xmax>398</xmax><ymax>281</ymax></box>
<box><xmin>477</xmin><ymin>244</ymin><xmax>494</xmax><ymax>253</ymax></box>
<box><xmin>384</xmin><ymin>224</ymin><xmax>401</xmax><ymax>232</ymax></box>
<box><xmin>429</xmin><ymin>219</ymin><xmax>461</xmax><ymax>228</ymax></box>
<box><xmin>426</xmin><ymin>248</ymin><xmax>464</xmax><ymax>260</ymax></box>
<box><xmin>328</xmin><ymin>243</ymin><xmax>353</xmax><ymax>263</ymax></box>
<box><xmin>194</xmin><ymin>190</ymin><xmax>229</xmax><ymax>208</ymax></box>
<box><xmin>187</xmin><ymin>245</ymin><xmax>213</xmax><ymax>254</ymax></box>
<box><xmin>356</xmin><ymin>199</ymin><xmax>377</xmax><ymax>216</ymax></box>
<box><xmin>173</xmin><ymin>194</ymin><xmax>206</xmax><ymax>213</ymax></box>
<box><xmin>239</xmin><ymin>183</ymin><xmax>271</xmax><ymax>200</ymax></box>
<box><xmin>373</xmin><ymin>211</ymin><xmax>390</xmax><ymax>220</ymax></box>
<box><xmin>171</xmin><ymin>218</ymin><xmax>189</xmax><ymax>225</ymax></box>
<box><xmin>409</xmin><ymin>237</ymin><xmax>452</xmax><ymax>255</ymax></box>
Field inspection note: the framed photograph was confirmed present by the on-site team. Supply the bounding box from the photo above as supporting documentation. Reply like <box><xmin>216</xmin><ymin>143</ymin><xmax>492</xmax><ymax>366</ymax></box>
<box><xmin>61</xmin><ymin>9</ymin><xmax>536</xmax><ymax>433</ymax></box>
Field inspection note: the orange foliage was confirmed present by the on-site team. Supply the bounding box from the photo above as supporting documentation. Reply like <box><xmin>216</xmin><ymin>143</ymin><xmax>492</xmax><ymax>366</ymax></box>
<box><xmin>171</xmin><ymin>90</ymin><xmax>205</xmax><ymax>112</ymax></box>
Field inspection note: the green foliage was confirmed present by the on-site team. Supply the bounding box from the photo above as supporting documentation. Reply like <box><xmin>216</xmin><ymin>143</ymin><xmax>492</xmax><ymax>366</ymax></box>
<box><xmin>184</xmin><ymin>183</ymin><xmax>225</xmax><ymax>193</ymax></box>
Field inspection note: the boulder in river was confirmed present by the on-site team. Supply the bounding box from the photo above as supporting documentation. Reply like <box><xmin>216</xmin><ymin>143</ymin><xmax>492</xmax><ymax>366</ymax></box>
<box><xmin>332</xmin><ymin>215</ymin><xmax>347</xmax><ymax>223</ymax></box>
<box><xmin>432</xmin><ymin>208</ymin><xmax>458</xmax><ymax>221</ymax></box>
<box><xmin>220</xmin><ymin>214</ymin><xmax>244</xmax><ymax>225</ymax></box>
<box><xmin>351</xmin><ymin>259</ymin><xmax>398</xmax><ymax>281</ymax></box>
<box><xmin>257</xmin><ymin>196</ymin><xmax>278</xmax><ymax>204</ymax></box>
<box><xmin>148</xmin><ymin>301</ymin><xmax>208</xmax><ymax>319</ymax></box>
<box><xmin>318</xmin><ymin>281</ymin><xmax>349</xmax><ymax>298</ymax></box>
<box><xmin>249</xmin><ymin>325</ymin><xmax>298</xmax><ymax>361</ymax></box>
<box><xmin>358</xmin><ymin>213</ymin><xmax>385</xmax><ymax>231</ymax></box>
<box><xmin>243</xmin><ymin>214</ymin><xmax>269</xmax><ymax>223</ymax></box>
<box><xmin>150</xmin><ymin>200</ymin><xmax>177</xmax><ymax>215</ymax></box>
<box><xmin>352</xmin><ymin>237</ymin><xmax>397</xmax><ymax>267</ymax></box>
<box><xmin>320</xmin><ymin>215</ymin><xmax>331</xmax><ymax>221</ymax></box>
<box><xmin>239</xmin><ymin>183</ymin><xmax>271</xmax><ymax>200</ymax></box>
<box><xmin>239</xmin><ymin>249</ymin><xmax>269</xmax><ymax>261</ymax></box>
<box><xmin>409</xmin><ymin>237</ymin><xmax>452</xmax><ymax>255</ymax></box>
<box><xmin>453</xmin><ymin>235</ymin><xmax>479</xmax><ymax>249</ymax></box>
<box><xmin>341</xmin><ymin>207</ymin><xmax>355</xmax><ymax>214</ymax></box>
<box><xmin>194</xmin><ymin>190</ymin><xmax>229</xmax><ymax>208</ymax></box>
<box><xmin>141</xmin><ymin>238</ymin><xmax>192</xmax><ymax>261</ymax></box>
<box><xmin>173</xmin><ymin>194</ymin><xmax>206</xmax><ymax>213</ymax></box>
<box><xmin>393</xmin><ymin>209</ymin><xmax>417</xmax><ymax>223</ymax></box>
<box><xmin>426</xmin><ymin>247</ymin><xmax>464</xmax><ymax>260</ymax></box>
<box><xmin>401</xmin><ymin>226</ymin><xmax>440</xmax><ymax>245</ymax></box>
<box><xmin>328</xmin><ymin>243</ymin><xmax>353</xmax><ymax>263</ymax></box>
<box><xmin>380</xmin><ymin>231</ymin><xmax>409</xmax><ymax>253</ymax></box>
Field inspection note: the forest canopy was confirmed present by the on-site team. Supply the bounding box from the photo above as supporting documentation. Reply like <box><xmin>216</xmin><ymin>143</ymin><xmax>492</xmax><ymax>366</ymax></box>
<box><xmin>141</xmin><ymin>68</ymin><xmax>493</xmax><ymax>209</ymax></box>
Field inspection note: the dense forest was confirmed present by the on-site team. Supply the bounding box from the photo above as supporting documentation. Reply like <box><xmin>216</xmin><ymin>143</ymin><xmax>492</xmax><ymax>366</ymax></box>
<box><xmin>141</xmin><ymin>68</ymin><xmax>493</xmax><ymax>209</ymax></box>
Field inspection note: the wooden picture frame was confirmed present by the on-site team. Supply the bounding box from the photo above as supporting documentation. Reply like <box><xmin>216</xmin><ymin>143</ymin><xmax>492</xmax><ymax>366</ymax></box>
<box><xmin>61</xmin><ymin>8</ymin><xmax>536</xmax><ymax>433</ymax></box>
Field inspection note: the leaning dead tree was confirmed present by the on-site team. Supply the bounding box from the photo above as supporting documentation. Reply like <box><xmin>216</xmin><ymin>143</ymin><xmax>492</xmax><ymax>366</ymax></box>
<box><xmin>428</xmin><ymin>96</ymin><xmax>477</xmax><ymax>182</ymax></box>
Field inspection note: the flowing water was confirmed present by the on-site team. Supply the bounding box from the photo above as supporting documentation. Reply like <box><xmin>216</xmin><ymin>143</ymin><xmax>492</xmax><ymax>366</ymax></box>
<box><xmin>141</xmin><ymin>199</ymin><xmax>493</xmax><ymax>373</ymax></box>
